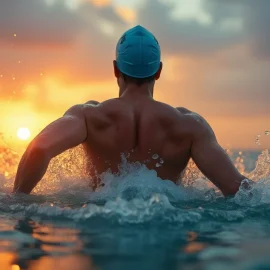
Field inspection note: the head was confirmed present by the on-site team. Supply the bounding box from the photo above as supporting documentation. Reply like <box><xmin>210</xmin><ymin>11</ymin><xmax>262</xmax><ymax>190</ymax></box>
<box><xmin>113</xmin><ymin>25</ymin><xmax>162</xmax><ymax>94</ymax></box>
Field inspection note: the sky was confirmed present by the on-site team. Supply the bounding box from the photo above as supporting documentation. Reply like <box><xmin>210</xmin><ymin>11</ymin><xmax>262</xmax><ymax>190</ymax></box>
<box><xmin>0</xmin><ymin>0</ymin><xmax>269</xmax><ymax>150</ymax></box>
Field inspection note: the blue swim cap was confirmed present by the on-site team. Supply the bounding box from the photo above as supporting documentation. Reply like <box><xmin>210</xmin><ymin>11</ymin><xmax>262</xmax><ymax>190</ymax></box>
<box><xmin>116</xmin><ymin>25</ymin><xmax>161</xmax><ymax>78</ymax></box>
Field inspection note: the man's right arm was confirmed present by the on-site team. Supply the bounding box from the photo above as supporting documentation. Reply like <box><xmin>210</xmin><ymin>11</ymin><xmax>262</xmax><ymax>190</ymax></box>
<box><xmin>13</xmin><ymin>104</ymin><xmax>88</xmax><ymax>194</ymax></box>
<box><xmin>188</xmin><ymin>113</ymin><xmax>245</xmax><ymax>196</ymax></box>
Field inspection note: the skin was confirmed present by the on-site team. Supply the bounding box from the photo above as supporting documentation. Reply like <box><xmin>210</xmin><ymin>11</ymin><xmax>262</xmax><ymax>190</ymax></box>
<box><xmin>13</xmin><ymin>61</ymin><xmax>246</xmax><ymax>196</ymax></box>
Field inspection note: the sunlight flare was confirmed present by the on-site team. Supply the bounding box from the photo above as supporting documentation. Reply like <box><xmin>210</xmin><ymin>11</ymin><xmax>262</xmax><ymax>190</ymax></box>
<box><xmin>17</xmin><ymin>127</ymin><xmax>31</xmax><ymax>141</ymax></box>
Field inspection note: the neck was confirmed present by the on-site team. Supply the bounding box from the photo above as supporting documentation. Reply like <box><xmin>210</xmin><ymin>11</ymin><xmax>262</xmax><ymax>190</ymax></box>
<box><xmin>119</xmin><ymin>84</ymin><xmax>154</xmax><ymax>100</ymax></box>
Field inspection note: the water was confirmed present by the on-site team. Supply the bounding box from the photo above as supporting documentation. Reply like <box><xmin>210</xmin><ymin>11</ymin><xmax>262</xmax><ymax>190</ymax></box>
<box><xmin>0</xmin><ymin>147</ymin><xmax>270</xmax><ymax>270</ymax></box>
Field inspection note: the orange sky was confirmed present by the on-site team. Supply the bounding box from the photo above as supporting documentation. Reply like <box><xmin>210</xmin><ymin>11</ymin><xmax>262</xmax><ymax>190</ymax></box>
<box><xmin>0</xmin><ymin>0</ymin><xmax>269</xmax><ymax>150</ymax></box>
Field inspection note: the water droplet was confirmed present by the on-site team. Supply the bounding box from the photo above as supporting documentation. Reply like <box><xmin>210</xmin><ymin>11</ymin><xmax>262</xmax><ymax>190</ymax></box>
<box><xmin>152</xmin><ymin>154</ymin><xmax>159</xmax><ymax>160</ymax></box>
<box><xmin>159</xmin><ymin>158</ymin><xmax>164</xmax><ymax>164</ymax></box>
<box><xmin>265</xmin><ymin>131</ymin><xmax>270</xmax><ymax>136</ymax></box>
<box><xmin>156</xmin><ymin>163</ymin><xmax>161</xmax><ymax>168</ymax></box>
<box><xmin>255</xmin><ymin>135</ymin><xmax>261</xmax><ymax>145</ymax></box>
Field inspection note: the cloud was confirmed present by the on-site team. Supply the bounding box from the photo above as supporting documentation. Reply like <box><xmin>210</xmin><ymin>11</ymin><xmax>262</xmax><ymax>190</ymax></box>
<box><xmin>136</xmin><ymin>0</ymin><xmax>243</xmax><ymax>56</ymax></box>
<box><xmin>204</xmin><ymin>0</ymin><xmax>270</xmax><ymax>58</ymax></box>
<box><xmin>0</xmin><ymin>0</ymin><xmax>269</xmax><ymax>149</ymax></box>
<box><xmin>241</xmin><ymin>0</ymin><xmax>270</xmax><ymax>58</ymax></box>
<box><xmin>0</xmin><ymin>0</ymin><xmax>127</xmax><ymax>100</ymax></box>
<box><xmin>135</xmin><ymin>0</ymin><xmax>270</xmax><ymax>59</ymax></box>
<box><xmin>0</xmin><ymin>0</ymin><xmax>127</xmax><ymax>48</ymax></box>
<box><xmin>0</xmin><ymin>0</ymin><xmax>269</xmax><ymax>117</ymax></box>
<box><xmin>0</xmin><ymin>0</ymin><xmax>84</xmax><ymax>47</ymax></box>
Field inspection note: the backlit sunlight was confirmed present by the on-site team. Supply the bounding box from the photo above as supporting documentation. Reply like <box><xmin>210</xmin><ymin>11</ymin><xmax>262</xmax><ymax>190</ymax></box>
<box><xmin>17</xmin><ymin>127</ymin><xmax>31</xmax><ymax>141</ymax></box>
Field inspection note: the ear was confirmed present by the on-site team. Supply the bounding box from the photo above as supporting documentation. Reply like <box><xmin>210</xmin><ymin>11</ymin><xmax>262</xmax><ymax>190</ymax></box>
<box><xmin>155</xmin><ymin>62</ymin><xmax>163</xmax><ymax>80</ymax></box>
<box><xmin>113</xmin><ymin>60</ymin><xmax>120</xmax><ymax>78</ymax></box>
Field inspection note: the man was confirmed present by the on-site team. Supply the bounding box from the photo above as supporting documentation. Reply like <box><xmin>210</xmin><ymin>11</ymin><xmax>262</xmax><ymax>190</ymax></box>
<box><xmin>13</xmin><ymin>25</ymin><xmax>246</xmax><ymax>195</ymax></box>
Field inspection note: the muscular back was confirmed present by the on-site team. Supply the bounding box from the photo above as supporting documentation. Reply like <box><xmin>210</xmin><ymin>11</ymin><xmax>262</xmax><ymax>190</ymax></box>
<box><xmin>14</xmin><ymin>95</ymin><xmax>245</xmax><ymax>195</ymax></box>
<box><xmin>82</xmin><ymin>99</ymin><xmax>192</xmax><ymax>183</ymax></box>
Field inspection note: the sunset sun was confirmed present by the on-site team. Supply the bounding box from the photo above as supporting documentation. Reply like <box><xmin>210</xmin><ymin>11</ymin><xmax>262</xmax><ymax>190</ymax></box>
<box><xmin>17</xmin><ymin>127</ymin><xmax>31</xmax><ymax>141</ymax></box>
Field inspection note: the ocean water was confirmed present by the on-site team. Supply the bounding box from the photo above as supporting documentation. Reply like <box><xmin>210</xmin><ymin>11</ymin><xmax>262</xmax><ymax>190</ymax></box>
<box><xmin>0</xmin><ymin>147</ymin><xmax>270</xmax><ymax>270</ymax></box>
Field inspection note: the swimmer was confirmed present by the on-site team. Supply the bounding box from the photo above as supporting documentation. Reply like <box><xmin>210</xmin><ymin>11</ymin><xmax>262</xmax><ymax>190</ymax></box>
<box><xmin>13</xmin><ymin>25</ymin><xmax>247</xmax><ymax>195</ymax></box>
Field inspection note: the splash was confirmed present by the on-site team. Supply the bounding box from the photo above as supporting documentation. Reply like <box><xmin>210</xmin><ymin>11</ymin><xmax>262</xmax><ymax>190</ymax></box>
<box><xmin>0</xmin><ymin>146</ymin><xmax>268</xmax><ymax>197</ymax></box>
<box><xmin>87</xmin><ymin>159</ymin><xmax>207</xmax><ymax>204</ymax></box>
<box><xmin>0</xmin><ymin>143</ymin><xmax>269</xmax><ymax>223</ymax></box>
<box><xmin>248</xmin><ymin>149</ymin><xmax>270</xmax><ymax>180</ymax></box>
<box><xmin>0</xmin><ymin>145</ymin><xmax>90</xmax><ymax>194</ymax></box>
<box><xmin>233</xmin><ymin>149</ymin><xmax>270</xmax><ymax>206</ymax></box>
<box><xmin>0</xmin><ymin>149</ymin><xmax>214</xmax><ymax>226</ymax></box>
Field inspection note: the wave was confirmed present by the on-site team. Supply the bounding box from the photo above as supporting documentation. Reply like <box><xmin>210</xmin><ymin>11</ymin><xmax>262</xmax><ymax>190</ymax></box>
<box><xmin>0</xmin><ymin>148</ymin><xmax>269</xmax><ymax>225</ymax></box>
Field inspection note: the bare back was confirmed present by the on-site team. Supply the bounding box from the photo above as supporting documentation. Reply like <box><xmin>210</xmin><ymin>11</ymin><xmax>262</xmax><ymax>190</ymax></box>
<box><xmin>14</xmin><ymin>95</ymin><xmax>245</xmax><ymax>195</ymax></box>
<box><xmin>83</xmin><ymin>99</ymin><xmax>193</xmax><ymax>184</ymax></box>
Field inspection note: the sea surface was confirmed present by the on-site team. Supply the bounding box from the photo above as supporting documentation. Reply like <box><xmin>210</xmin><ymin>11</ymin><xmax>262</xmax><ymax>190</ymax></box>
<box><xmin>0</xmin><ymin>146</ymin><xmax>270</xmax><ymax>270</ymax></box>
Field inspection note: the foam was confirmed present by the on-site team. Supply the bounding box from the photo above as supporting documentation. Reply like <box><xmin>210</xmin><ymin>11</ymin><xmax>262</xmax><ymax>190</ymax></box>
<box><xmin>0</xmin><ymin>150</ymin><xmax>269</xmax><ymax>225</ymax></box>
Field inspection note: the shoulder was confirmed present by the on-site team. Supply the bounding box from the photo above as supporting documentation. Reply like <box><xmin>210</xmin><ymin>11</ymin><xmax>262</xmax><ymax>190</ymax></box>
<box><xmin>176</xmin><ymin>107</ymin><xmax>205</xmax><ymax>124</ymax></box>
<box><xmin>84</xmin><ymin>99</ymin><xmax>124</xmax><ymax>109</ymax></box>
<box><xmin>176</xmin><ymin>107</ymin><xmax>192</xmax><ymax>115</ymax></box>
<box><xmin>61</xmin><ymin>104</ymin><xmax>87</xmax><ymax>126</ymax></box>
<box><xmin>66</xmin><ymin>101</ymin><xmax>101</xmax><ymax>114</ymax></box>
<box><xmin>64</xmin><ymin>101</ymin><xmax>100</xmax><ymax>118</ymax></box>
<box><xmin>82</xmin><ymin>99</ymin><xmax>123</xmax><ymax>115</ymax></box>
<box><xmin>85</xmin><ymin>100</ymin><xmax>100</xmax><ymax>106</ymax></box>
<box><xmin>81</xmin><ymin>100</ymin><xmax>101</xmax><ymax>113</ymax></box>
<box><xmin>64</xmin><ymin>104</ymin><xmax>85</xmax><ymax>117</ymax></box>
<box><xmin>176</xmin><ymin>107</ymin><xmax>206</xmax><ymax>124</ymax></box>
<box><xmin>176</xmin><ymin>107</ymin><xmax>215</xmax><ymax>138</ymax></box>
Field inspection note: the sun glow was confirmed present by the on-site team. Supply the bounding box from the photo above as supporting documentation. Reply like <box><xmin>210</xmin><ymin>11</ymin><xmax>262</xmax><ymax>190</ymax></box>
<box><xmin>17</xmin><ymin>127</ymin><xmax>31</xmax><ymax>141</ymax></box>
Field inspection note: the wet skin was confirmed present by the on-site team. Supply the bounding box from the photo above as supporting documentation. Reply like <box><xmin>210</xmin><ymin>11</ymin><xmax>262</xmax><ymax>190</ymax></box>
<box><xmin>14</xmin><ymin>94</ymin><xmax>245</xmax><ymax>195</ymax></box>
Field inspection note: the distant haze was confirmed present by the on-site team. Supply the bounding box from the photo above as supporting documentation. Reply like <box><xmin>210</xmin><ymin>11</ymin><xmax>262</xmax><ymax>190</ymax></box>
<box><xmin>0</xmin><ymin>0</ymin><xmax>269</xmax><ymax>150</ymax></box>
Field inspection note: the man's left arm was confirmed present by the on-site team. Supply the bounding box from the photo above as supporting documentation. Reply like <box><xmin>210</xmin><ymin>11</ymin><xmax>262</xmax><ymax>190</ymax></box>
<box><xmin>13</xmin><ymin>105</ymin><xmax>87</xmax><ymax>194</ymax></box>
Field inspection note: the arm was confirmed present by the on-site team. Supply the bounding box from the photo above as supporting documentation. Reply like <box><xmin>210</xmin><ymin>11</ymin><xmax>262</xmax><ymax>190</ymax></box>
<box><xmin>190</xmin><ymin>114</ymin><xmax>245</xmax><ymax>196</ymax></box>
<box><xmin>13</xmin><ymin>105</ymin><xmax>87</xmax><ymax>194</ymax></box>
